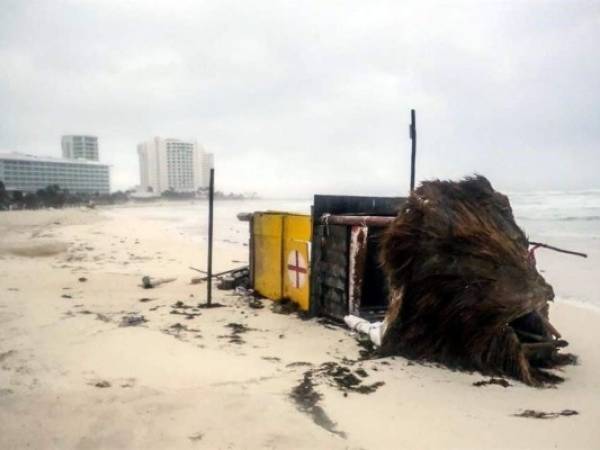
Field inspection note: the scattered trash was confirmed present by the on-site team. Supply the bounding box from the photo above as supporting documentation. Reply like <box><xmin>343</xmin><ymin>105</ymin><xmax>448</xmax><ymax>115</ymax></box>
<box><xmin>248</xmin><ymin>298</ymin><xmax>264</xmax><ymax>309</ymax></box>
<box><xmin>190</xmin><ymin>266</ymin><xmax>249</xmax><ymax>286</ymax></box>
<box><xmin>61</xmin><ymin>294</ymin><xmax>73</xmax><ymax>299</ymax></box>
<box><xmin>514</xmin><ymin>409</ymin><xmax>579</xmax><ymax>419</ymax></box>
<box><xmin>344</xmin><ymin>315</ymin><xmax>384</xmax><ymax>347</ymax></box>
<box><xmin>139</xmin><ymin>297</ymin><xmax>154</xmax><ymax>303</ymax></box>
<box><xmin>235</xmin><ymin>286</ymin><xmax>253</xmax><ymax>296</ymax></box>
<box><xmin>217</xmin><ymin>267</ymin><xmax>249</xmax><ymax>290</ymax></box>
<box><xmin>92</xmin><ymin>380</ymin><xmax>111</xmax><ymax>388</ymax></box>
<box><xmin>78</xmin><ymin>277</ymin><xmax>88</xmax><ymax>282</ymax></box>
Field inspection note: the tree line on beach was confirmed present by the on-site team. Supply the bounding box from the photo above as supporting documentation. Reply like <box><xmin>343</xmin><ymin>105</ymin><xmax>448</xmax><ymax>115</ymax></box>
<box><xmin>0</xmin><ymin>181</ymin><xmax>129</xmax><ymax>210</ymax></box>
<box><xmin>0</xmin><ymin>181</ymin><xmax>258</xmax><ymax>210</ymax></box>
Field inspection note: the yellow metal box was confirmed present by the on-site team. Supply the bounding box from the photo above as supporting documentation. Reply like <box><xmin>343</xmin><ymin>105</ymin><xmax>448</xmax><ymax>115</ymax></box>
<box><xmin>251</xmin><ymin>212</ymin><xmax>311</xmax><ymax>311</ymax></box>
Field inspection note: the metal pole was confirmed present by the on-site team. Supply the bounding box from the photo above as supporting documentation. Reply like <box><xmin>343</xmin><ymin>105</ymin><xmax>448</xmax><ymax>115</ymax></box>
<box><xmin>207</xmin><ymin>168</ymin><xmax>214</xmax><ymax>305</ymax></box>
<box><xmin>410</xmin><ymin>109</ymin><xmax>417</xmax><ymax>192</ymax></box>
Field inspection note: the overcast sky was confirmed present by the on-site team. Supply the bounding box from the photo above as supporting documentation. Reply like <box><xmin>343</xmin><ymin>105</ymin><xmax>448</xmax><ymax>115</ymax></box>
<box><xmin>1</xmin><ymin>0</ymin><xmax>599</xmax><ymax>196</ymax></box>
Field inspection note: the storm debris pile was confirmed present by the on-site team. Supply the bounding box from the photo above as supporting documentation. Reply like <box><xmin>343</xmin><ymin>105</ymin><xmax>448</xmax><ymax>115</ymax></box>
<box><xmin>379</xmin><ymin>176</ymin><xmax>576</xmax><ymax>385</ymax></box>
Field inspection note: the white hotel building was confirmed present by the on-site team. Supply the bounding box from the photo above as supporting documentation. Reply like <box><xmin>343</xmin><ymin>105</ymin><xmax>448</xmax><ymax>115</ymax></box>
<box><xmin>137</xmin><ymin>137</ymin><xmax>214</xmax><ymax>194</ymax></box>
<box><xmin>0</xmin><ymin>152</ymin><xmax>110</xmax><ymax>194</ymax></box>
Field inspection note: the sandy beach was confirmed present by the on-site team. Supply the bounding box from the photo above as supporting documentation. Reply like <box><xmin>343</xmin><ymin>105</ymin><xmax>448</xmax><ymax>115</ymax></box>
<box><xmin>1</xmin><ymin>204</ymin><xmax>599</xmax><ymax>450</ymax></box>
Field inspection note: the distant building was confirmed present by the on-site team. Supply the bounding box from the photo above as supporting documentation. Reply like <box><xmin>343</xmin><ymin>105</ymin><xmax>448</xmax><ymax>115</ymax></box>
<box><xmin>137</xmin><ymin>137</ymin><xmax>214</xmax><ymax>194</ymax></box>
<box><xmin>61</xmin><ymin>135</ymin><xmax>99</xmax><ymax>161</ymax></box>
<box><xmin>0</xmin><ymin>152</ymin><xmax>110</xmax><ymax>194</ymax></box>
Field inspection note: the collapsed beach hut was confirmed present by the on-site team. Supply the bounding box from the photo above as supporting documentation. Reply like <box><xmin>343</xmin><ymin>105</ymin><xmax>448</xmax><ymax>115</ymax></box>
<box><xmin>241</xmin><ymin>177</ymin><xmax>575</xmax><ymax>384</ymax></box>
<box><xmin>378</xmin><ymin>176</ymin><xmax>575</xmax><ymax>385</ymax></box>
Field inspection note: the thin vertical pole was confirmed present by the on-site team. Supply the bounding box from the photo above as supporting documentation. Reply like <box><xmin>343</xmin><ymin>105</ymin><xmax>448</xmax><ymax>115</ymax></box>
<box><xmin>410</xmin><ymin>109</ymin><xmax>417</xmax><ymax>192</ymax></box>
<box><xmin>207</xmin><ymin>168</ymin><xmax>214</xmax><ymax>305</ymax></box>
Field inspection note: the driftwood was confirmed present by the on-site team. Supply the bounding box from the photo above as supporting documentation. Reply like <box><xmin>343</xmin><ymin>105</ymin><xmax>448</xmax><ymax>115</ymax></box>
<box><xmin>528</xmin><ymin>241</ymin><xmax>587</xmax><ymax>259</ymax></box>
<box><xmin>379</xmin><ymin>176</ymin><xmax>576</xmax><ymax>386</ymax></box>
<box><xmin>190</xmin><ymin>266</ymin><xmax>249</xmax><ymax>285</ymax></box>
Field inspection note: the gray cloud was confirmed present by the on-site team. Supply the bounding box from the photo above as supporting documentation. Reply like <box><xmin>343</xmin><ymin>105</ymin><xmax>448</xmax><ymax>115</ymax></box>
<box><xmin>1</xmin><ymin>0</ymin><xmax>599</xmax><ymax>196</ymax></box>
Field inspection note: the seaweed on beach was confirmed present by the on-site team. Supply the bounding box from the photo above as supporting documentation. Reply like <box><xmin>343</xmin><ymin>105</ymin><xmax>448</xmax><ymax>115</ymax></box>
<box><xmin>290</xmin><ymin>371</ymin><xmax>347</xmax><ymax>438</ymax></box>
<box><xmin>379</xmin><ymin>175</ymin><xmax>576</xmax><ymax>386</ymax></box>
<box><xmin>514</xmin><ymin>409</ymin><xmax>578</xmax><ymax>419</ymax></box>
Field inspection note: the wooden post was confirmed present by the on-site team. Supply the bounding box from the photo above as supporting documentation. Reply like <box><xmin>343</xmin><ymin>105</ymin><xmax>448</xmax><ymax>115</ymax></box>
<box><xmin>207</xmin><ymin>168</ymin><xmax>214</xmax><ymax>305</ymax></box>
<box><xmin>410</xmin><ymin>109</ymin><xmax>417</xmax><ymax>192</ymax></box>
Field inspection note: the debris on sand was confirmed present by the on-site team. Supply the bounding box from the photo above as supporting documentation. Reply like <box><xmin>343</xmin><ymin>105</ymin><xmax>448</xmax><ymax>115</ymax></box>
<box><xmin>78</xmin><ymin>277</ymin><xmax>87</xmax><ymax>282</ymax></box>
<box><xmin>514</xmin><ymin>409</ymin><xmax>579</xmax><ymax>419</ymax></box>
<box><xmin>248</xmin><ymin>298</ymin><xmax>264</xmax><ymax>309</ymax></box>
<box><xmin>271</xmin><ymin>298</ymin><xmax>299</xmax><ymax>315</ymax></box>
<box><xmin>379</xmin><ymin>176</ymin><xmax>576</xmax><ymax>386</ymax></box>
<box><xmin>61</xmin><ymin>294</ymin><xmax>73</xmax><ymax>299</ymax></box>
<box><xmin>164</xmin><ymin>322</ymin><xmax>201</xmax><ymax>337</ymax></box>
<box><xmin>261</xmin><ymin>356</ymin><xmax>281</xmax><ymax>363</ymax></box>
<box><xmin>172</xmin><ymin>301</ymin><xmax>193</xmax><ymax>309</ymax></box>
<box><xmin>290</xmin><ymin>371</ymin><xmax>347</xmax><ymax>438</ymax></box>
<box><xmin>286</xmin><ymin>361</ymin><xmax>313</xmax><ymax>368</ymax></box>
<box><xmin>219</xmin><ymin>322</ymin><xmax>252</xmax><ymax>344</ymax></box>
<box><xmin>141</xmin><ymin>276</ymin><xmax>176</xmax><ymax>289</ymax></box>
<box><xmin>0</xmin><ymin>350</ymin><xmax>16</xmax><ymax>362</ymax></box>
<box><xmin>319</xmin><ymin>362</ymin><xmax>385</xmax><ymax>394</ymax></box>
<box><xmin>91</xmin><ymin>380</ymin><xmax>111</xmax><ymax>388</ymax></box>
<box><xmin>119</xmin><ymin>313</ymin><xmax>147</xmax><ymax>327</ymax></box>
<box><xmin>355</xmin><ymin>368</ymin><xmax>368</xmax><ymax>378</ymax></box>
<box><xmin>473</xmin><ymin>378</ymin><xmax>511</xmax><ymax>388</ymax></box>
<box><xmin>188</xmin><ymin>432</ymin><xmax>204</xmax><ymax>442</ymax></box>
<box><xmin>170</xmin><ymin>303</ymin><xmax>202</xmax><ymax>319</ymax></box>
<box><xmin>139</xmin><ymin>297</ymin><xmax>154</xmax><ymax>303</ymax></box>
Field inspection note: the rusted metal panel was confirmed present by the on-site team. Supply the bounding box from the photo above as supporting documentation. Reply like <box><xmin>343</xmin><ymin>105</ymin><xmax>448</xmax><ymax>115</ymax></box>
<box><xmin>348</xmin><ymin>225</ymin><xmax>368</xmax><ymax>316</ymax></box>
<box><xmin>322</xmin><ymin>215</ymin><xmax>394</xmax><ymax>227</ymax></box>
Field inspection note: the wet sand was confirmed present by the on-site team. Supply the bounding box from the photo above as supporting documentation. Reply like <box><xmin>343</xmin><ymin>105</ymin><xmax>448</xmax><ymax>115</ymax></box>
<box><xmin>0</xmin><ymin>205</ymin><xmax>599</xmax><ymax>449</ymax></box>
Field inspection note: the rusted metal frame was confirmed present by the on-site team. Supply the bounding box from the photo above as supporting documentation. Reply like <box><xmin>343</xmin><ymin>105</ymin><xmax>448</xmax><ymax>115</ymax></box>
<box><xmin>321</xmin><ymin>214</ymin><xmax>394</xmax><ymax>227</ymax></box>
<box><xmin>348</xmin><ymin>226</ymin><xmax>368</xmax><ymax>316</ymax></box>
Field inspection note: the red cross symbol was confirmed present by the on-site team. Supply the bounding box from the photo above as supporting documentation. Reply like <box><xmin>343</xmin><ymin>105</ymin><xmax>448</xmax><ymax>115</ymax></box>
<box><xmin>287</xmin><ymin>250</ymin><xmax>307</xmax><ymax>289</ymax></box>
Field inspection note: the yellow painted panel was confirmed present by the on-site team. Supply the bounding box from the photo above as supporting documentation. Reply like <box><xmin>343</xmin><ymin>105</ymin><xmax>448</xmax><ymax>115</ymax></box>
<box><xmin>252</xmin><ymin>213</ymin><xmax>283</xmax><ymax>299</ymax></box>
<box><xmin>283</xmin><ymin>215</ymin><xmax>312</xmax><ymax>311</ymax></box>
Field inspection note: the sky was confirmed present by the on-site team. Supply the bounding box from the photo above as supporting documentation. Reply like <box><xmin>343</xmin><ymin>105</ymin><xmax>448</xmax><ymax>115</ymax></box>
<box><xmin>1</xmin><ymin>0</ymin><xmax>599</xmax><ymax>197</ymax></box>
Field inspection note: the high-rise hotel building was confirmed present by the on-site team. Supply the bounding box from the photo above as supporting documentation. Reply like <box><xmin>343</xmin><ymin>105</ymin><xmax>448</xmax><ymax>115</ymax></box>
<box><xmin>137</xmin><ymin>137</ymin><xmax>214</xmax><ymax>194</ymax></box>
<box><xmin>61</xmin><ymin>135</ymin><xmax>99</xmax><ymax>161</ymax></box>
